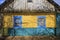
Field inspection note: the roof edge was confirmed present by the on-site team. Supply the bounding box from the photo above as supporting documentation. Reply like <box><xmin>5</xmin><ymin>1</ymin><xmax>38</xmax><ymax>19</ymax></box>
<box><xmin>47</xmin><ymin>0</ymin><xmax>60</xmax><ymax>11</ymax></box>
<box><xmin>0</xmin><ymin>0</ymin><xmax>14</xmax><ymax>11</ymax></box>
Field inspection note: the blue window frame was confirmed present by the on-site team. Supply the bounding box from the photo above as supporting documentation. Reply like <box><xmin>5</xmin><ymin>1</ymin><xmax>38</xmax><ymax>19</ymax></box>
<box><xmin>38</xmin><ymin>16</ymin><xmax>46</xmax><ymax>28</ymax></box>
<box><xmin>14</xmin><ymin>16</ymin><xmax>22</xmax><ymax>29</ymax></box>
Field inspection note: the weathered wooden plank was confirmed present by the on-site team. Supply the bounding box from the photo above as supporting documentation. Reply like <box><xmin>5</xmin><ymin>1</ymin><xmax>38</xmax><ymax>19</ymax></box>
<box><xmin>4</xmin><ymin>0</ymin><xmax>55</xmax><ymax>12</ymax></box>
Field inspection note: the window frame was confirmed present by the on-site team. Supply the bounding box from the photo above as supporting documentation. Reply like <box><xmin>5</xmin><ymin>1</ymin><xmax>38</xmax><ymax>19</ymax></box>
<box><xmin>13</xmin><ymin>16</ymin><xmax>22</xmax><ymax>29</ymax></box>
<box><xmin>38</xmin><ymin>16</ymin><xmax>46</xmax><ymax>28</ymax></box>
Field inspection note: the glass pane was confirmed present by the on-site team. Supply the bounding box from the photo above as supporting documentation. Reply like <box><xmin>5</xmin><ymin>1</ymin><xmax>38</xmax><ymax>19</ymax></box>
<box><xmin>15</xmin><ymin>18</ymin><xmax>21</xmax><ymax>26</ymax></box>
<box><xmin>38</xmin><ymin>18</ymin><xmax>45</xmax><ymax>26</ymax></box>
<box><xmin>14</xmin><ymin>16</ymin><xmax>22</xmax><ymax>28</ymax></box>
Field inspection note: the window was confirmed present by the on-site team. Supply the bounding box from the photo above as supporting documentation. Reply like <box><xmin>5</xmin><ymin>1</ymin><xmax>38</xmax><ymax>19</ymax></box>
<box><xmin>15</xmin><ymin>18</ymin><xmax>21</xmax><ymax>26</ymax></box>
<box><xmin>38</xmin><ymin>18</ymin><xmax>45</xmax><ymax>26</ymax></box>
<box><xmin>14</xmin><ymin>16</ymin><xmax>22</xmax><ymax>28</ymax></box>
<box><xmin>38</xmin><ymin>16</ymin><xmax>46</xmax><ymax>28</ymax></box>
<box><xmin>27</xmin><ymin>0</ymin><xmax>32</xmax><ymax>2</ymax></box>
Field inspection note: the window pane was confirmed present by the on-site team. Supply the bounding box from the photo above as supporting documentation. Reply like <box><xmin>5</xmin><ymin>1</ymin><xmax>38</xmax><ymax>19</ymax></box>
<box><xmin>38</xmin><ymin>18</ymin><xmax>45</xmax><ymax>26</ymax></box>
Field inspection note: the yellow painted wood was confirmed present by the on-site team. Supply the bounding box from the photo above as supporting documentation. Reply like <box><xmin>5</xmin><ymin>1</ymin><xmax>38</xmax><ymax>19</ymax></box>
<box><xmin>4</xmin><ymin>12</ymin><xmax>56</xmax><ymax>28</ymax></box>
<box><xmin>46</xmin><ymin>15</ymin><xmax>56</xmax><ymax>28</ymax></box>
<box><xmin>4</xmin><ymin>15</ymin><xmax>13</xmax><ymax>28</ymax></box>
<box><xmin>22</xmin><ymin>15</ymin><xmax>37</xmax><ymax>28</ymax></box>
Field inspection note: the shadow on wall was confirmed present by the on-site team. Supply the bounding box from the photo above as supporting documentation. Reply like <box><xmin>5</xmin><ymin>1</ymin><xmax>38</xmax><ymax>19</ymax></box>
<box><xmin>56</xmin><ymin>13</ymin><xmax>60</xmax><ymax>36</ymax></box>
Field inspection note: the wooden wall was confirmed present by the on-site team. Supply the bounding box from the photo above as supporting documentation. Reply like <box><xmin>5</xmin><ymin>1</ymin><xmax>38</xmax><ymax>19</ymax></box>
<box><xmin>4</xmin><ymin>0</ymin><xmax>55</xmax><ymax>11</ymax></box>
<box><xmin>3</xmin><ymin>13</ymin><xmax>56</xmax><ymax>28</ymax></box>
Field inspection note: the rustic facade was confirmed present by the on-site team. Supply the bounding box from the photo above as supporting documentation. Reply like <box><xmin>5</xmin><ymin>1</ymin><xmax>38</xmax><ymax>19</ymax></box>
<box><xmin>0</xmin><ymin>0</ymin><xmax>60</xmax><ymax>36</ymax></box>
<box><xmin>4</xmin><ymin>0</ymin><xmax>55</xmax><ymax>11</ymax></box>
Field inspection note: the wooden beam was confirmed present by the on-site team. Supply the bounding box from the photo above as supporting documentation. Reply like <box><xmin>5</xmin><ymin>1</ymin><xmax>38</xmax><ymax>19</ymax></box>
<box><xmin>0</xmin><ymin>0</ymin><xmax>14</xmax><ymax>11</ymax></box>
<box><xmin>47</xmin><ymin>0</ymin><xmax>60</xmax><ymax>11</ymax></box>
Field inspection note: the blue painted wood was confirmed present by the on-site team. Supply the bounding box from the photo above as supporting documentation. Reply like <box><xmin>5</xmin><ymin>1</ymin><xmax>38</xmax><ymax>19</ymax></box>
<box><xmin>8</xmin><ymin>16</ymin><xmax>55</xmax><ymax>36</ymax></box>
<box><xmin>56</xmin><ymin>13</ymin><xmax>60</xmax><ymax>36</ymax></box>
<box><xmin>14</xmin><ymin>16</ymin><xmax>22</xmax><ymax>29</ymax></box>
<box><xmin>37</xmin><ymin>16</ymin><xmax>46</xmax><ymax>28</ymax></box>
